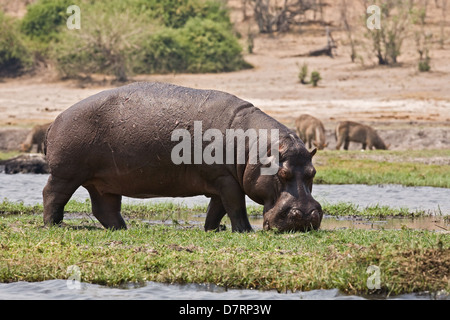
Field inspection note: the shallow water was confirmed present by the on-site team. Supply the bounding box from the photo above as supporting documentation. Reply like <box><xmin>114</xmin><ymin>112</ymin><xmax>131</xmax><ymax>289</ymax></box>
<box><xmin>0</xmin><ymin>280</ymin><xmax>447</xmax><ymax>300</ymax></box>
<box><xmin>0</xmin><ymin>174</ymin><xmax>449</xmax><ymax>214</ymax></box>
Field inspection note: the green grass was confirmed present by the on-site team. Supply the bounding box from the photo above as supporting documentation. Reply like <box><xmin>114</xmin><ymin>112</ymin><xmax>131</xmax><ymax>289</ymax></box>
<box><xmin>0</xmin><ymin>199</ymin><xmax>434</xmax><ymax>220</ymax></box>
<box><xmin>0</xmin><ymin>200</ymin><xmax>448</xmax><ymax>296</ymax></box>
<box><xmin>0</xmin><ymin>151</ymin><xmax>20</xmax><ymax>161</ymax></box>
<box><xmin>321</xmin><ymin>202</ymin><xmax>430</xmax><ymax>218</ymax></box>
<box><xmin>314</xmin><ymin>150</ymin><xmax>450</xmax><ymax>188</ymax></box>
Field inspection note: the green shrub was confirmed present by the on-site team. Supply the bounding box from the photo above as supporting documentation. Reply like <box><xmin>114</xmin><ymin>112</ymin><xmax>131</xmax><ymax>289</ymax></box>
<box><xmin>136</xmin><ymin>0</ymin><xmax>230</xmax><ymax>29</ymax></box>
<box><xmin>418</xmin><ymin>57</ymin><xmax>431</xmax><ymax>72</ymax></box>
<box><xmin>20</xmin><ymin>0</ymin><xmax>71</xmax><ymax>42</ymax></box>
<box><xmin>52</xmin><ymin>0</ymin><xmax>250</xmax><ymax>78</ymax></box>
<box><xmin>135</xmin><ymin>18</ymin><xmax>250</xmax><ymax>74</ymax></box>
<box><xmin>310</xmin><ymin>71</ymin><xmax>321</xmax><ymax>87</ymax></box>
<box><xmin>134</xmin><ymin>28</ymin><xmax>187</xmax><ymax>74</ymax></box>
<box><xmin>178</xmin><ymin>18</ymin><xmax>250</xmax><ymax>73</ymax></box>
<box><xmin>53</xmin><ymin>5</ymin><xmax>154</xmax><ymax>81</ymax></box>
<box><xmin>0</xmin><ymin>11</ymin><xmax>31</xmax><ymax>75</ymax></box>
<box><xmin>297</xmin><ymin>62</ymin><xmax>308</xmax><ymax>84</ymax></box>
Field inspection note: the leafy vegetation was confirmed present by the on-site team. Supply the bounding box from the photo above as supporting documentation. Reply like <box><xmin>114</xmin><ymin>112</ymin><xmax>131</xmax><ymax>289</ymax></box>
<box><xmin>0</xmin><ymin>10</ymin><xmax>32</xmax><ymax>75</ymax></box>
<box><xmin>2</xmin><ymin>0</ymin><xmax>250</xmax><ymax>80</ymax></box>
<box><xmin>136</xmin><ymin>17</ymin><xmax>251</xmax><ymax>74</ymax></box>
<box><xmin>20</xmin><ymin>0</ymin><xmax>71</xmax><ymax>42</ymax></box>
<box><xmin>53</xmin><ymin>4</ymin><xmax>154</xmax><ymax>81</ymax></box>
<box><xmin>297</xmin><ymin>62</ymin><xmax>308</xmax><ymax>84</ymax></box>
<box><xmin>310</xmin><ymin>70</ymin><xmax>321</xmax><ymax>87</ymax></box>
<box><xmin>136</xmin><ymin>0</ymin><xmax>231</xmax><ymax>29</ymax></box>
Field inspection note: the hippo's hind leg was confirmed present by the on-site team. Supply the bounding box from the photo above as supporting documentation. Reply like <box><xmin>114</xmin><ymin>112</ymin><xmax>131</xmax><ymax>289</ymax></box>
<box><xmin>204</xmin><ymin>195</ymin><xmax>226</xmax><ymax>231</ymax></box>
<box><xmin>43</xmin><ymin>175</ymin><xmax>81</xmax><ymax>226</ymax></box>
<box><xmin>85</xmin><ymin>186</ymin><xmax>126</xmax><ymax>230</ymax></box>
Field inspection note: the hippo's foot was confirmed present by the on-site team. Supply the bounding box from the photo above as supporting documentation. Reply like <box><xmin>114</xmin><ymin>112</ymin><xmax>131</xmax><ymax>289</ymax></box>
<box><xmin>85</xmin><ymin>186</ymin><xmax>127</xmax><ymax>230</ymax></box>
<box><xmin>204</xmin><ymin>195</ymin><xmax>226</xmax><ymax>232</ymax></box>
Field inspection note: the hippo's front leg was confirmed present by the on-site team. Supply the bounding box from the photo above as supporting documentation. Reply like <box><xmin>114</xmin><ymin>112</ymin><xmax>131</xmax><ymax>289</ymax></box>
<box><xmin>215</xmin><ymin>176</ymin><xmax>253</xmax><ymax>232</ymax></box>
<box><xmin>204</xmin><ymin>195</ymin><xmax>226</xmax><ymax>231</ymax></box>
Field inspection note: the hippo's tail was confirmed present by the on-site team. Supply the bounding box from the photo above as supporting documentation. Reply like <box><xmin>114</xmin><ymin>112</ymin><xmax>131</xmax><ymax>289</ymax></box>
<box><xmin>43</xmin><ymin>122</ymin><xmax>53</xmax><ymax>156</ymax></box>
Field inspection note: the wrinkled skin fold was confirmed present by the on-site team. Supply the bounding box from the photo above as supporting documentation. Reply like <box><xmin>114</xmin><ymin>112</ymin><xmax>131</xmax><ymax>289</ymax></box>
<box><xmin>43</xmin><ymin>82</ymin><xmax>323</xmax><ymax>232</ymax></box>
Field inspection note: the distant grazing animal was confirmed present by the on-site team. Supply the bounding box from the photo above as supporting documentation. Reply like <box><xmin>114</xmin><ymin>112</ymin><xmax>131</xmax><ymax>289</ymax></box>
<box><xmin>295</xmin><ymin>114</ymin><xmax>328</xmax><ymax>150</ymax></box>
<box><xmin>335</xmin><ymin>121</ymin><xmax>388</xmax><ymax>150</ymax></box>
<box><xmin>21</xmin><ymin>123</ymin><xmax>52</xmax><ymax>153</ymax></box>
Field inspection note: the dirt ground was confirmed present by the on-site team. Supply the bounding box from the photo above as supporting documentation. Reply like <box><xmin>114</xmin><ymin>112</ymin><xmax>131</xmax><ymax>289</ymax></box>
<box><xmin>0</xmin><ymin>0</ymin><xmax>449</xmax><ymax>152</ymax></box>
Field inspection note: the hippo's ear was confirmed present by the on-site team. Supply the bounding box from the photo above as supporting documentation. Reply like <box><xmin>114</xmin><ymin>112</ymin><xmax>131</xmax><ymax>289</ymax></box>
<box><xmin>310</xmin><ymin>148</ymin><xmax>317</xmax><ymax>157</ymax></box>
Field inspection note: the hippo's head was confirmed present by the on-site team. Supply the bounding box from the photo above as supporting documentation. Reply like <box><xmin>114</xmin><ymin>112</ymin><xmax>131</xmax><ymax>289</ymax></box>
<box><xmin>244</xmin><ymin>133</ymin><xmax>323</xmax><ymax>232</ymax></box>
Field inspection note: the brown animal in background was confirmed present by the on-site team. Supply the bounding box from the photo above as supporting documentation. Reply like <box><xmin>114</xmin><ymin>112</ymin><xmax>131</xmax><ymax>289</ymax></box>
<box><xmin>335</xmin><ymin>121</ymin><xmax>388</xmax><ymax>150</ymax></box>
<box><xmin>295</xmin><ymin>114</ymin><xmax>328</xmax><ymax>150</ymax></box>
<box><xmin>21</xmin><ymin>123</ymin><xmax>52</xmax><ymax>153</ymax></box>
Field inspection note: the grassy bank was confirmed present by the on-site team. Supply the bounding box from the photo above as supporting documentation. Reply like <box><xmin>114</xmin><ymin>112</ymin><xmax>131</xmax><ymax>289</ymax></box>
<box><xmin>0</xmin><ymin>199</ymin><xmax>436</xmax><ymax>220</ymax></box>
<box><xmin>0</xmin><ymin>151</ymin><xmax>20</xmax><ymax>161</ymax></box>
<box><xmin>314</xmin><ymin>150</ymin><xmax>450</xmax><ymax>188</ymax></box>
<box><xmin>0</xmin><ymin>201</ymin><xmax>448</xmax><ymax>296</ymax></box>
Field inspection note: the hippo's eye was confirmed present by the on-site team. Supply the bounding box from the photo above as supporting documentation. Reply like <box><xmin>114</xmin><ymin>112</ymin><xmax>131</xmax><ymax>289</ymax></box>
<box><xmin>305</xmin><ymin>167</ymin><xmax>316</xmax><ymax>180</ymax></box>
<box><xmin>279</xmin><ymin>168</ymin><xmax>293</xmax><ymax>180</ymax></box>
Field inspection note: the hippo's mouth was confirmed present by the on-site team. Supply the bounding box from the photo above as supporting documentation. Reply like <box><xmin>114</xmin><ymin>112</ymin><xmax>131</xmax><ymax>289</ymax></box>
<box><xmin>263</xmin><ymin>207</ymin><xmax>322</xmax><ymax>232</ymax></box>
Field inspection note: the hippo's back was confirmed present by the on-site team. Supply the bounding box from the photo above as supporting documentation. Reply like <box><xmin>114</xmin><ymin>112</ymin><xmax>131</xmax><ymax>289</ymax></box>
<box><xmin>45</xmin><ymin>82</ymin><xmax>254</xmax><ymax>177</ymax></box>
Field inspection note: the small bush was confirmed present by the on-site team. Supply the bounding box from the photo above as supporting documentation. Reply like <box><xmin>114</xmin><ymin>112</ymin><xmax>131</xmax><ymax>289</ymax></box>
<box><xmin>136</xmin><ymin>0</ymin><xmax>231</xmax><ymax>29</ymax></box>
<box><xmin>134</xmin><ymin>28</ymin><xmax>187</xmax><ymax>74</ymax></box>
<box><xmin>0</xmin><ymin>11</ymin><xmax>32</xmax><ymax>75</ymax></box>
<box><xmin>297</xmin><ymin>62</ymin><xmax>308</xmax><ymax>84</ymax></box>
<box><xmin>136</xmin><ymin>18</ymin><xmax>250</xmax><ymax>74</ymax></box>
<box><xmin>310</xmin><ymin>71</ymin><xmax>321</xmax><ymax>87</ymax></box>
<box><xmin>297</xmin><ymin>64</ymin><xmax>322</xmax><ymax>87</ymax></box>
<box><xmin>418</xmin><ymin>58</ymin><xmax>431</xmax><ymax>72</ymax></box>
<box><xmin>178</xmin><ymin>18</ymin><xmax>250</xmax><ymax>73</ymax></box>
<box><xmin>20</xmin><ymin>0</ymin><xmax>71</xmax><ymax>42</ymax></box>
<box><xmin>54</xmin><ymin>5</ymin><xmax>154</xmax><ymax>81</ymax></box>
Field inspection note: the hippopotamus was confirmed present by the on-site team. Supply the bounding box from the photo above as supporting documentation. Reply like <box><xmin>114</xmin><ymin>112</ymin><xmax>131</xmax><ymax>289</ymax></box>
<box><xmin>43</xmin><ymin>82</ymin><xmax>323</xmax><ymax>232</ymax></box>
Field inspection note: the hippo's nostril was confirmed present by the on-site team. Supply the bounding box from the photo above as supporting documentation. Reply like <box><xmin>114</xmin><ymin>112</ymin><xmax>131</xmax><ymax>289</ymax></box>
<box><xmin>291</xmin><ymin>209</ymin><xmax>301</xmax><ymax>216</ymax></box>
<box><xmin>309</xmin><ymin>209</ymin><xmax>323</xmax><ymax>223</ymax></box>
